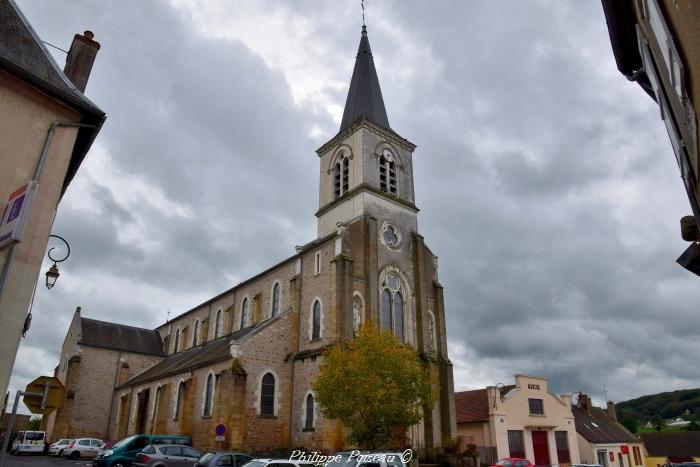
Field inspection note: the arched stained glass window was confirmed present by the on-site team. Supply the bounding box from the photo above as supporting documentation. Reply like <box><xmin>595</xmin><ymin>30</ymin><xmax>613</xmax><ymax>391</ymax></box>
<box><xmin>193</xmin><ymin>320</ymin><xmax>200</xmax><ymax>346</ymax></box>
<box><xmin>241</xmin><ymin>298</ymin><xmax>249</xmax><ymax>329</ymax></box>
<box><xmin>260</xmin><ymin>373</ymin><xmax>275</xmax><ymax>415</ymax></box>
<box><xmin>312</xmin><ymin>300</ymin><xmax>321</xmax><ymax>340</ymax></box>
<box><xmin>215</xmin><ymin>310</ymin><xmax>222</xmax><ymax>338</ymax></box>
<box><xmin>203</xmin><ymin>373</ymin><xmax>214</xmax><ymax>416</ymax></box>
<box><xmin>271</xmin><ymin>283</ymin><xmax>280</xmax><ymax>317</ymax></box>
<box><xmin>174</xmin><ymin>328</ymin><xmax>180</xmax><ymax>353</ymax></box>
<box><xmin>305</xmin><ymin>393</ymin><xmax>314</xmax><ymax>429</ymax></box>
<box><xmin>174</xmin><ymin>381</ymin><xmax>185</xmax><ymax>421</ymax></box>
<box><xmin>380</xmin><ymin>272</ymin><xmax>405</xmax><ymax>342</ymax></box>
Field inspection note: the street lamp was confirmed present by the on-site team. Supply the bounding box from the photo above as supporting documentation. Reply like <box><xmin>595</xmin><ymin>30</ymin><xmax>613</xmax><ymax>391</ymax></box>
<box><xmin>44</xmin><ymin>235</ymin><xmax>70</xmax><ymax>289</ymax></box>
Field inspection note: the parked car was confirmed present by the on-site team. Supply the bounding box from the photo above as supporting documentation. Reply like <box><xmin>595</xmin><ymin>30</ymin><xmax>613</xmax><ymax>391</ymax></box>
<box><xmin>490</xmin><ymin>459</ymin><xmax>534</xmax><ymax>467</ymax></box>
<box><xmin>324</xmin><ymin>451</ymin><xmax>408</xmax><ymax>467</ymax></box>
<box><xmin>10</xmin><ymin>430</ymin><xmax>45</xmax><ymax>455</ymax></box>
<box><xmin>63</xmin><ymin>438</ymin><xmax>105</xmax><ymax>459</ymax></box>
<box><xmin>133</xmin><ymin>444</ymin><xmax>202</xmax><ymax>466</ymax></box>
<box><xmin>47</xmin><ymin>438</ymin><xmax>72</xmax><ymax>456</ymax></box>
<box><xmin>93</xmin><ymin>434</ymin><xmax>192</xmax><ymax>467</ymax></box>
<box><xmin>245</xmin><ymin>459</ymin><xmax>318</xmax><ymax>467</ymax></box>
<box><xmin>195</xmin><ymin>452</ymin><xmax>251</xmax><ymax>467</ymax></box>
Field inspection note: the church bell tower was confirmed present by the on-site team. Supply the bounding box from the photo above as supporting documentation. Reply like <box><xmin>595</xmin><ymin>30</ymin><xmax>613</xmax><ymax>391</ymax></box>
<box><xmin>315</xmin><ymin>25</ymin><xmax>419</xmax><ymax>239</ymax></box>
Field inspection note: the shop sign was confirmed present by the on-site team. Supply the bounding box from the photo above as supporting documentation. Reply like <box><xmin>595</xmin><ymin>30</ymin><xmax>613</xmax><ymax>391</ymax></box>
<box><xmin>0</xmin><ymin>181</ymin><xmax>37</xmax><ymax>251</ymax></box>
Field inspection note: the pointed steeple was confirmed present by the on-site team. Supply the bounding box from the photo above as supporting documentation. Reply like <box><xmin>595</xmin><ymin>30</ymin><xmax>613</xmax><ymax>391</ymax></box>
<box><xmin>340</xmin><ymin>26</ymin><xmax>391</xmax><ymax>132</ymax></box>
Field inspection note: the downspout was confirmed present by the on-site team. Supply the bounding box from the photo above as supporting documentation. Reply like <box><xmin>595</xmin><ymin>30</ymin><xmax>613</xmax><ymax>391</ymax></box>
<box><xmin>0</xmin><ymin>120</ymin><xmax>97</xmax><ymax>297</ymax></box>
<box><xmin>288</xmin><ymin>251</ymin><xmax>304</xmax><ymax>449</ymax></box>
<box><xmin>105</xmin><ymin>350</ymin><xmax>123</xmax><ymax>440</ymax></box>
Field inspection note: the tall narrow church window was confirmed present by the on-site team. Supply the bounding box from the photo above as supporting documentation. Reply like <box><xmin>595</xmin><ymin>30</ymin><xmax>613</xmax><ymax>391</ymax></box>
<box><xmin>333</xmin><ymin>153</ymin><xmax>350</xmax><ymax>199</ymax></box>
<box><xmin>203</xmin><ymin>373</ymin><xmax>214</xmax><ymax>416</ymax></box>
<box><xmin>174</xmin><ymin>381</ymin><xmax>185</xmax><ymax>421</ymax></box>
<box><xmin>174</xmin><ymin>328</ymin><xmax>180</xmax><ymax>353</ymax></box>
<box><xmin>379</xmin><ymin>149</ymin><xmax>397</xmax><ymax>195</ymax></box>
<box><xmin>271</xmin><ymin>283</ymin><xmax>280</xmax><ymax>317</ymax></box>
<box><xmin>393</xmin><ymin>292</ymin><xmax>404</xmax><ymax>342</ymax></box>
<box><xmin>312</xmin><ymin>300</ymin><xmax>321</xmax><ymax>340</ymax></box>
<box><xmin>314</xmin><ymin>251</ymin><xmax>321</xmax><ymax>275</ymax></box>
<box><xmin>260</xmin><ymin>373</ymin><xmax>275</xmax><ymax>415</ymax></box>
<box><xmin>241</xmin><ymin>298</ymin><xmax>249</xmax><ymax>329</ymax></box>
<box><xmin>305</xmin><ymin>393</ymin><xmax>315</xmax><ymax>429</ymax></box>
<box><xmin>192</xmin><ymin>320</ymin><xmax>200</xmax><ymax>347</ymax></box>
<box><xmin>381</xmin><ymin>272</ymin><xmax>405</xmax><ymax>341</ymax></box>
<box><xmin>215</xmin><ymin>309</ymin><xmax>222</xmax><ymax>338</ymax></box>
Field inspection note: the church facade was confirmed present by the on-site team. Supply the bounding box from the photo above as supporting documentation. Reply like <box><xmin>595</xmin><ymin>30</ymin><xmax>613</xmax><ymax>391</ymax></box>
<box><xmin>51</xmin><ymin>26</ymin><xmax>456</xmax><ymax>457</ymax></box>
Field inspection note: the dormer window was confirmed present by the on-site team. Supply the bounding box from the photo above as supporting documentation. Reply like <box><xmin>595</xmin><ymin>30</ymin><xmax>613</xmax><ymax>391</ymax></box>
<box><xmin>334</xmin><ymin>153</ymin><xmax>350</xmax><ymax>199</ymax></box>
<box><xmin>379</xmin><ymin>149</ymin><xmax>397</xmax><ymax>195</ymax></box>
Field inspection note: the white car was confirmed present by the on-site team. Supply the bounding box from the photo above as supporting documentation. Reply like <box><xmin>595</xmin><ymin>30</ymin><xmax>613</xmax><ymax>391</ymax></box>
<box><xmin>62</xmin><ymin>438</ymin><xmax>104</xmax><ymax>459</ymax></box>
<box><xmin>323</xmin><ymin>451</ymin><xmax>409</xmax><ymax>467</ymax></box>
<box><xmin>10</xmin><ymin>430</ymin><xmax>45</xmax><ymax>455</ymax></box>
<box><xmin>244</xmin><ymin>459</ymin><xmax>319</xmax><ymax>467</ymax></box>
<box><xmin>47</xmin><ymin>438</ymin><xmax>71</xmax><ymax>456</ymax></box>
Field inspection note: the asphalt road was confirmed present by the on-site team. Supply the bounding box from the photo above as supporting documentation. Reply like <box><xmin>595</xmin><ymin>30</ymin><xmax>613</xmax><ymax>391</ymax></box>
<box><xmin>2</xmin><ymin>454</ymin><xmax>93</xmax><ymax>466</ymax></box>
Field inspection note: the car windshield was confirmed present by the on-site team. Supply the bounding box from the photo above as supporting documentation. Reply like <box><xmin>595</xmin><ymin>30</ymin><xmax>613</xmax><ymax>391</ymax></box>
<box><xmin>243</xmin><ymin>461</ymin><xmax>268</xmax><ymax>467</ymax></box>
<box><xmin>113</xmin><ymin>435</ymin><xmax>137</xmax><ymax>448</ymax></box>
<box><xmin>199</xmin><ymin>453</ymin><xmax>215</xmax><ymax>463</ymax></box>
<box><xmin>496</xmin><ymin>461</ymin><xmax>514</xmax><ymax>466</ymax></box>
<box><xmin>57</xmin><ymin>439</ymin><xmax>70</xmax><ymax>445</ymax></box>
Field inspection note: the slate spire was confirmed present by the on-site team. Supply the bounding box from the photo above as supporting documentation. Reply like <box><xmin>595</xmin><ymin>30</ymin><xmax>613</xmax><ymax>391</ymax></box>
<box><xmin>339</xmin><ymin>25</ymin><xmax>391</xmax><ymax>132</ymax></box>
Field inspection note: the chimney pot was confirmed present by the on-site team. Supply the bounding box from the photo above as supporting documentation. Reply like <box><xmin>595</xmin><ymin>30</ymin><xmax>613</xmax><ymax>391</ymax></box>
<box><xmin>83</xmin><ymin>30</ymin><xmax>94</xmax><ymax>40</ymax></box>
<box><xmin>607</xmin><ymin>400</ymin><xmax>618</xmax><ymax>421</ymax></box>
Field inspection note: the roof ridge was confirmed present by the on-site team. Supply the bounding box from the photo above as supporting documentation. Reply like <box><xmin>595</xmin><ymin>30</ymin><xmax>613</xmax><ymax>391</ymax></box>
<box><xmin>80</xmin><ymin>316</ymin><xmax>157</xmax><ymax>333</ymax></box>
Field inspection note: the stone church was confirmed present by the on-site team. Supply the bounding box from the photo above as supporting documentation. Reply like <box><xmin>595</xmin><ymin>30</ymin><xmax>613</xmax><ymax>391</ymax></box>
<box><xmin>46</xmin><ymin>26</ymin><xmax>456</xmax><ymax>457</ymax></box>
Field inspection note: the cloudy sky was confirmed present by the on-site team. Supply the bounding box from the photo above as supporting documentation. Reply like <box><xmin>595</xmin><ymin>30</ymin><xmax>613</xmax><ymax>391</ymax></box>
<box><xmin>9</xmin><ymin>0</ymin><xmax>700</xmax><ymax>413</ymax></box>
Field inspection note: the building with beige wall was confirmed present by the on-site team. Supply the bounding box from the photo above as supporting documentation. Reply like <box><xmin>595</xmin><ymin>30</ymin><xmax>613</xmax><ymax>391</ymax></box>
<box><xmin>573</xmin><ymin>395</ymin><xmax>645</xmax><ymax>467</ymax></box>
<box><xmin>48</xmin><ymin>25</ymin><xmax>456</xmax><ymax>459</ymax></box>
<box><xmin>601</xmin><ymin>0</ymin><xmax>700</xmax><ymax>267</ymax></box>
<box><xmin>640</xmin><ymin>432</ymin><xmax>700</xmax><ymax>467</ymax></box>
<box><xmin>0</xmin><ymin>0</ymin><xmax>105</xmax><ymax>399</ymax></box>
<box><xmin>456</xmin><ymin>375</ymin><xmax>580</xmax><ymax>467</ymax></box>
<box><xmin>44</xmin><ymin>308</ymin><xmax>164</xmax><ymax>442</ymax></box>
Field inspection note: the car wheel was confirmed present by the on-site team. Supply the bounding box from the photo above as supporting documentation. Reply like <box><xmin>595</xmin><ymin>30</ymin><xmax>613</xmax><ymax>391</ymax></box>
<box><xmin>69</xmin><ymin>450</ymin><xmax>80</xmax><ymax>460</ymax></box>
<box><xmin>112</xmin><ymin>462</ymin><xmax>126</xmax><ymax>467</ymax></box>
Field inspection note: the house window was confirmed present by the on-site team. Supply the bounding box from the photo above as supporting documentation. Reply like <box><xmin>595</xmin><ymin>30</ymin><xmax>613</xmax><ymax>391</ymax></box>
<box><xmin>508</xmin><ymin>430</ymin><xmax>525</xmax><ymax>459</ymax></box>
<box><xmin>174</xmin><ymin>381</ymin><xmax>185</xmax><ymax>421</ymax></box>
<box><xmin>379</xmin><ymin>149</ymin><xmax>397</xmax><ymax>195</ymax></box>
<box><xmin>311</xmin><ymin>300</ymin><xmax>321</xmax><ymax>340</ymax></box>
<box><xmin>305</xmin><ymin>393</ymin><xmax>315</xmax><ymax>429</ymax></box>
<box><xmin>314</xmin><ymin>251</ymin><xmax>321</xmax><ymax>275</ymax></box>
<box><xmin>241</xmin><ymin>298</ymin><xmax>249</xmax><ymax>329</ymax></box>
<box><xmin>333</xmin><ymin>152</ymin><xmax>350</xmax><ymax>199</ymax></box>
<box><xmin>555</xmin><ymin>431</ymin><xmax>570</xmax><ymax>464</ymax></box>
<box><xmin>260</xmin><ymin>373</ymin><xmax>275</xmax><ymax>416</ymax></box>
<box><xmin>380</xmin><ymin>272</ymin><xmax>404</xmax><ymax>341</ymax></box>
<box><xmin>529</xmin><ymin>398</ymin><xmax>544</xmax><ymax>415</ymax></box>
<box><xmin>192</xmin><ymin>320</ymin><xmax>200</xmax><ymax>346</ymax></box>
<box><xmin>271</xmin><ymin>283</ymin><xmax>280</xmax><ymax>317</ymax></box>
<box><xmin>174</xmin><ymin>328</ymin><xmax>180</xmax><ymax>353</ymax></box>
<box><xmin>203</xmin><ymin>373</ymin><xmax>214</xmax><ymax>416</ymax></box>
<box><xmin>215</xmin><ymin>309</ymin><xmax>222</xmax><ymax>338</ymax></box>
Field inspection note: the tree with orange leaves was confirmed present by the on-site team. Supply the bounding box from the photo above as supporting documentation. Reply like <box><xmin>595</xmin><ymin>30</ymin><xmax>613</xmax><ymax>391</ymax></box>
<box><xmin>312</xmin><ymin>321</ymin><xmax>436</xmax><ymax>449</ymax></box>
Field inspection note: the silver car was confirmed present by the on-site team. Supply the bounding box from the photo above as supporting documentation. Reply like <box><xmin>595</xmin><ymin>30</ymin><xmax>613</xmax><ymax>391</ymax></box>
<box><xmin>134</xmin><ymin>444</ymin><xmax>202</xmax><ymax>467</ymax></box>
<box><xmin>62</xmin><ymin>438</ymin><xmax>104</xmax><ymax>459</ymax></box>
<box><xmin>47</xmin><ymin>438</ymin><xmax>71</xmax><ymax>456</ymax></box>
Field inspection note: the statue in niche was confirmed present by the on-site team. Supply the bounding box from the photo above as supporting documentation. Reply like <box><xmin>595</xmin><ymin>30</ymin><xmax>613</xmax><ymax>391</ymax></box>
<box><xmin>353</xmin><ymin>295</ymin><xmax>363</xmax><ymax>335</ymax></box>
<box><xmin>428</xmin><ymin>313</ymin><xmax>436</xmax><ymax>351</ymax></box>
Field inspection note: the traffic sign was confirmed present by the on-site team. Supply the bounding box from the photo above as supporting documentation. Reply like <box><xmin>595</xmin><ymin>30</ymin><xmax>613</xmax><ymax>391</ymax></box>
<box><xmin>215</xmin><ymin>423</ymin><xmax>227</xmax><ymax>437</ymax></box>
<box><xmin>23</xmin><ymin>376</ymin><xmax>65</xmax><ymax>415</ymax></box>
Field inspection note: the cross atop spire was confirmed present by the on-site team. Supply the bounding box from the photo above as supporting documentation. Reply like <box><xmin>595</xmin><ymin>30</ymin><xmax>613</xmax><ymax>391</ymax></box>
<box><xmin>339</xmin><ymin>26</ymin><xmax>391</xmax><ymax>132</ymax></box>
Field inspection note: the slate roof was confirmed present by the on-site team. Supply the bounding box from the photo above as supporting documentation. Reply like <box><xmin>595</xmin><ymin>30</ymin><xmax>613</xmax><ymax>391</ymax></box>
<box><xmin>573</xmin><ymin>406</ymin><xmax>639</xmax><ymax>444</ymax></box>
<box><xmin>640</xmin><ymin>432</ymin><xmax>700</xmax><ymax>457</ymax></box>
<box><xmin>119</xmin><ymin>324</ymin><xmax>259</xmax><ymax>388</ymax></box>
<box><xmin>80</xmin><ymin>317</ymin><xmax>164</xmax><ymax>356</ymax></box>
<box><xmin>455</xmin><ymin>389</ymin><xmax>489</xmax><ymax>423</ymax></box>
<box><xmin>340</xmin><ymin>26</ymin><xmax>391</xmax><ymax>132</ymax></box>
<box><xmin>0</xmin><ymin>0</ymin><xmax>105</xmax><ymax>194</ymax></box>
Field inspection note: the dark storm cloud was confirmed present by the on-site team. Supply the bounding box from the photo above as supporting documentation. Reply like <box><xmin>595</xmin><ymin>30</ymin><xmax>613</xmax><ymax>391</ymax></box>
<box><xmin>8</xmin><ymin>0</ymin><xmax>700</xmax><ymax>410</ymax></box>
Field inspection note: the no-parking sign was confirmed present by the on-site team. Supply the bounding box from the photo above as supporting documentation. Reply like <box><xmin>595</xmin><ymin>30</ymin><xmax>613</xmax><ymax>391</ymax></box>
<box><xmin>215</xmin><ymin>423</ymin><xmax>226</xmax><ymax>442</ymax></box>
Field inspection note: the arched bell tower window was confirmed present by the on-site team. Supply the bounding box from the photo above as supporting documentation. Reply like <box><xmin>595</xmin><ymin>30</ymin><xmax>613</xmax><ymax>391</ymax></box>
<box><xmin>333</xmin><ymin>152</ymin><xmax>350</xmax><ymax>199</ymax></box>
<box><xmin>379</xmin><ymin>149</ymin><xmax>397</xmax><ymax>195</ymax></box>
<box><xmin>381</xmin><ymin>272</ymin><xmax>404</xmax><ymax>342</ymax></box>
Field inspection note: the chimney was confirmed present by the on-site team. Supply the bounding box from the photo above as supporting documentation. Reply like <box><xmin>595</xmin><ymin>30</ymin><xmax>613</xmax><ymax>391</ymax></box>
<box><xmin>578</xmin><ymin>393</ymin><xmax>592</xmax><ymax>414</ymax></box>
<box><xmin>607</xmin><ymin>400</ymin><xmax>618</xmax><ymax>421</ymax></box>
<box><xmin>63</xmin><ymin>31</ymin><xmax>100</xmax><ymax>93</ymax></box>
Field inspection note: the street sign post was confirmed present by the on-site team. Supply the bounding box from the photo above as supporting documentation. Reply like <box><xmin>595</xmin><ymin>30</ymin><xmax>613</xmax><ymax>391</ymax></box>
<box><xmin>23</xmin><ymin>376</ymin><xmax>65</xmax><ymax>415</ymax></box>
<box><xmin>215</xmin><ymin>423</ymin><xmax>226</xmax><ymax>442</ymax></box>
